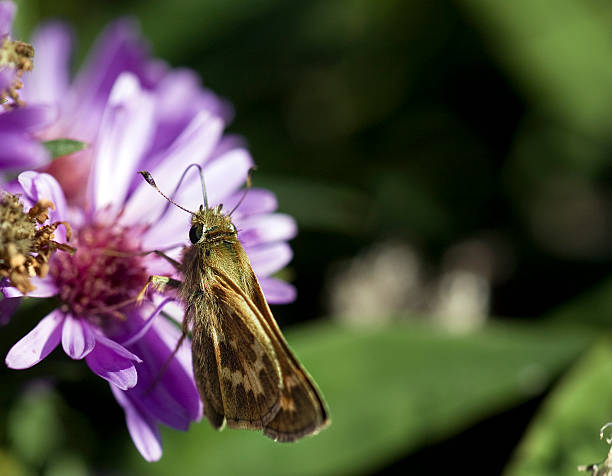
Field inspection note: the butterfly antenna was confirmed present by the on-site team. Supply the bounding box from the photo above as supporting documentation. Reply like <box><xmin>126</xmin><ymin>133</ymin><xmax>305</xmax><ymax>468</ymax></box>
<box><xmin>161</xmin><ymin>163</ymin><xmax>208</xmax><ymax>217</ymax></box>
<box><xmin>198</xmin><ymin>164</ymin><xmax>209</xmax><ymax>209</ymax></box>
<box><xmin>138</xmin><ymin>171</ymin><xmax>196</xmax><ymax>216</ymax></box>
<box><xmin>229</xmin><ymin>167</ymin><xmax>256</xmax><ymax>216</ymax></box>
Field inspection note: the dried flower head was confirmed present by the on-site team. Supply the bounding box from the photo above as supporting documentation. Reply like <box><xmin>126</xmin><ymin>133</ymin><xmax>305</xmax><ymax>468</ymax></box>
<box><xmin>0</xmin><ymin>38</ymin><xmax>34</xmax><ymax>106</ymax></box>
<box><xmin>0</xmin><ymin>191</ymin><xmax>73</xmax><ymax>293</ymax></box>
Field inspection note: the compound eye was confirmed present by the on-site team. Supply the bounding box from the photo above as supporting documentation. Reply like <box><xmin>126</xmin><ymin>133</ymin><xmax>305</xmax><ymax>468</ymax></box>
<box><xmin>189</xmin><ymin>224</ymin><xmax>204</xmax><ymax>244</ymax></box>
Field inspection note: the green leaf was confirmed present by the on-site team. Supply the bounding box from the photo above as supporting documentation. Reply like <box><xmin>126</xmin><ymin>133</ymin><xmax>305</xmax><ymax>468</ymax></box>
<box><xmin>42</xmin><ymin>139</ymin><xmax>88</xmax><ymax>159</ymax></box>
<box><xmin>123</xmin><ymin>320</ymin><xmax>589</xmax><ymax>475</ymax></box>
<box><xmin>546</xmin><ymin>277</ymin><xmax>612</xmax><ymax>328</ymax></box>
<box><xmin>505</xmin><ymin>342</ymin><xmax>612</xmax><ymax>476</ymax></box>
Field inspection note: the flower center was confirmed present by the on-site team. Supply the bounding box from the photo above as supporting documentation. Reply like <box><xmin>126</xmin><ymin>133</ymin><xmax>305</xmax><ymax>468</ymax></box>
<box><xmin>50</xmin><ymin>221</ymin><xmax>148</xmax><ymax>328</ymax></box>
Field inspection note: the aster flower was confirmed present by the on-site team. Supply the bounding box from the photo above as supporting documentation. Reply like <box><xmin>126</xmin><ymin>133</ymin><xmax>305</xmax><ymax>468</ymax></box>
<box><xmin>11</xmin><ymin>12</ymin><xmax>230</xmax><ymax>206</ymax></box>
<box><xmin>3</xmin><ymin>68</ymin><xmax>297</xmax><ymax>461</ymax></box>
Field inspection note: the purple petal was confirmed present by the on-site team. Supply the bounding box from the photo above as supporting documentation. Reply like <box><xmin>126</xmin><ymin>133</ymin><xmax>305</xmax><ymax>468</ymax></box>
<box><xmin>141</xmin><ymin>246</ymin><xmax>184</xmax><ymax>276</ymax></box>
<box><xmin>151</xmin><ymin>297</ymin><xmax>184</xmax><ymax>324</ymax></box>
<box><xmin>259</xmin><ymin>277</ymin><xmax>297</xmax><ymax>304</ymax></box>
<box><xmin>137</xmin><ymin>151</ymin><xmax>252</xmax><ymax>250</ymax></box>
<box><xmin>85</xmin><ymin>333</ymin><xmax>141</xmax><ymax>390</ymax></box>
<box><xmin>2</xmin><ymin>276</ymin><xmax>58</xmax><ymax>298</ymax></box>
<box><xmin>208</xmin><ymin>134</ymin><xmax>245</xmax><ymax>161</ymax></box>
<box><xmin>0</xmin><ymin>66</ymin><xmax>14</xmax><ymax>91</ymax></box>
<box><xmin>0</xmin><ymin>177</ymin><xmax>22</xmax><ymax>194</ymax></box>
<box><xmin>152</xmin><ymin>69</ymin><xmax>203</xmax><ymax>125</ymax></box>
<box><xmin>121</xmin><ymin>110</ymin><xmax>224</xmax><ymax>225</ymax></box>
<box><xmin>5</xmin><ymin>309</ymin><xmax>64</xmax><ymax>369</ymax></box>
<box><xmin>22</xmin><ymin>22</ymin><xmax>72</xmax><ymax>104</ymax></box>
<box><xmin>0</xmin><ymin>296</ymin><xmax>20</xmax><ymax>325</ymax></box>
<box><xmin>143</xmin><ymin>147</ymin><xmax>253</xmax><ymax>244</ymax></box>
<box><xmin>111</xmin><ymin>385</ymin><xmax>162</xmax><ymax>462</ymax></box>
<box><xmin>165</xmin><ymin>147</ymin><xmax>253</xmax><ymax>212</ymax></box>
<box><xmin>222</xmin><ymin>188</ymin><xmax>278</xmax><ymax>219</ymax></box>
<box><xmin>202</xmin><ymin>148</ymin><xmax>254</xmax><ymax>207</ymax></box>
<box><xmin>0</xmin><ymin>132</ymin><xmax>50</xmax><ymax>169</ymax></box>
<box><xmin>0</xmin><ymin>1</ymin><xmax>15</xmax><ymax>37</ymax></box>
<box><xmin>120</xmin><ymin>298</ymin><xmax>176</xmax><ymax>347</ymax></box>
<box><xmin>0</xmin><ymin>105</ymin><xmax>57</xmax><ymax>132</ymax></box>
<box><xmin>149</xmin><ymin>316</ymin><xmax>193</xmax><ymax>379</ymax></box>
<box><xmin>71</xmin><ymin>19</ymin><xmax>150</xmax><ymax>98</ymax></box>
<box><xmin>237</xmin><ymin>213</ymin><xmax>297</xmax><ymax>247</ymax></box>
<box><xmin>141</xmin><ymin>216</ymin><xmax>190</xmax><ymax>254</ymax></box>
<box><xmin>90</xmin><ymin>73</ymin><xmax>155</xmax><ymax>211</ymax></box>
<box><xmin>148</xmin><ymin>68</ymin><xmax>229</xmax><ymax>155</ymax></box>
<box><xmin>124</xmin><ymin>317</ymin><xmax>202</xmax><ymax>429</ymax></box>
<box><xmin>61</xmin><ymin>315</ymin><xmax>95</xmax><ymax>359</ymax></box>
<box><xmin>18</xmin><ymin>171</ymin><xmax>69</xmax><ymax>240</ymax></box>
<box><xmin>245</xmin><ymin>242</ymin><xmax>293</xmax><ymax>277</ymax></box>
<box><xmin>140</xmin><ymin>213</ymin><xmax>190</xmax><ymax>252</ymax></box>
<box><xmin>65</xmin><ymin>19</ymin><xmax>157</xmax><ymax>141</ymax></box>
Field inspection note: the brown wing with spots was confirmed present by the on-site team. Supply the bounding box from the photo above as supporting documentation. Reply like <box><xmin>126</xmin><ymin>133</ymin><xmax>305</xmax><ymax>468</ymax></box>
<box><xmin>213</xmin><ymin>268</ymin><xmax>329</xmax><ymax>442</ymax></box>
<box><xmin>191</xmin><ymin>281</ymin><xmax>282</xmax><ymax>431</ymax></box>
<box><xmin>262</xmin><ymin>358</ymin><xmax>329</xmax><ymax>442</ymax></box>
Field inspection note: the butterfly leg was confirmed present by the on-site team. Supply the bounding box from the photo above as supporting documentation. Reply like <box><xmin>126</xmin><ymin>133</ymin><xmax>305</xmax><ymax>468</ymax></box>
<box><xmin>145</xmin><ymin>327</ymin><xmax>189</xmax><ymax>395</ymax></box>
<box><xmin>137</xmin><ymin>275</ymin><xmax>182</xmax><ymax>303</ymax></box>
<box><xmin>137</xmin><ymin>275</ymin><xmax>186</xmax><ymax>392</ymax></box>
<box><xmin>103</xmin><ymin>247</ymin><xmax>183</xmax><ymax>271</ymax></box>
<box><xmin>143</xmin><ymin>250</ymin><xmax>183</xmax><ymax>271</ymax></box>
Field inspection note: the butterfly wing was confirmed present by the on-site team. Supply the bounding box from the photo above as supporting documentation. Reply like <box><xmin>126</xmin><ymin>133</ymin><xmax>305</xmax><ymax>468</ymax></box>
<box><xmin>213</xmin><ymin>267</ymin><xmax>330</xmax><ymax>442</ymax></box>
<box><xmin>191</xmin><ymin>280</ymin><xmax>283</xmax><ymax>431</ymax></box>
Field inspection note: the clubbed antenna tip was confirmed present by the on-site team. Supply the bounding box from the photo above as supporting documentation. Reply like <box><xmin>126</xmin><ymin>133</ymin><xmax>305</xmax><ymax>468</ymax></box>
<box><xmin>138</xmin><ymin>171</ymin><xmax>157</xmax><ymax>188</ymax></box>
<box><xmin>138</xmin><ymin>170</ymin><xmax>195</xmax><ymax>216</ymax></box>
<box><xmin>229</xmin><ymin>167</ymin><xmax>256</xmax><ymax>216</ymax></box>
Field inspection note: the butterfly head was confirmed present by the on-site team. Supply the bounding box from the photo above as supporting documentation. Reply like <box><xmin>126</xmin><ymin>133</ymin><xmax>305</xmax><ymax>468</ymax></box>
<box><xmin>189</xmin><ymin>205</ymin><xmax>237</xmax><ymax>245</ymax></box>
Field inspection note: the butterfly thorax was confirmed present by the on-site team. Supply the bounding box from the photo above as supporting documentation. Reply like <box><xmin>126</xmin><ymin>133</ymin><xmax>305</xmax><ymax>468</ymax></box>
<box><xmin>180</xmin><ymin>205</ymin><xmax>256</xmax><ymax>317</ymax></box>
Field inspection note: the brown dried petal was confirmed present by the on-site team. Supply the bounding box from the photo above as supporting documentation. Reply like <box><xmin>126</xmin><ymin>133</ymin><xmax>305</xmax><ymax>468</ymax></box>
<box><xmin>0</xmin><ymin>193</ymin><xmax>74</xmax><ymax>294</ymax></box>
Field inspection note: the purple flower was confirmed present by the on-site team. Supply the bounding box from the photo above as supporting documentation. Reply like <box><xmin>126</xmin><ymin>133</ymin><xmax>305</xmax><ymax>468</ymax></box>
<box><xmin>3</xmin><ymin>66</ymin><xmax>297</xmax><ymax>459</ymax></box>
<box><xmin>0</xmin><ymin>10</ymin><xmax>230</xmax><ymax>206</ymax></box>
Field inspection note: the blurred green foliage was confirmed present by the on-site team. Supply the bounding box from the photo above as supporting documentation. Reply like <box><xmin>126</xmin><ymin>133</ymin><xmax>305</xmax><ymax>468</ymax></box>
<box><xmin>3</xmin><ymin>0</ymin><xmax>612</xmax><ymax>474</ymax></box>
<box><xmin>123</xmin><ymin>321</ymin><xmax>589</xmax><ymax>475</ymax></box>
<box><xmin>505</xmin><ymin>343</ymin><xmax>612</xmax><ymax>476</ymax></box>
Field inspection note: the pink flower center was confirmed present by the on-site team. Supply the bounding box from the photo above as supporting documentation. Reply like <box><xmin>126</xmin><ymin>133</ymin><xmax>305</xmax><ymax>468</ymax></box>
<box><xmin>43</xmin><ymin>153</ymin><xmax>93</xmax><ymax>208</ymax></box>
<box><xmin>50</xmin><ymin>221</ymin><xmax>148</xmax><ymax>328</ymax></box>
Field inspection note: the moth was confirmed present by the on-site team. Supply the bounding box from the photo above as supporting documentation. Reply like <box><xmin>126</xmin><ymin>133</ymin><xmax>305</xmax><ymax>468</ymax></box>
<box><xmin>137</xmin><ymin>169</ymin><xmax>329</xmax><ymax>442</ymax></box>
